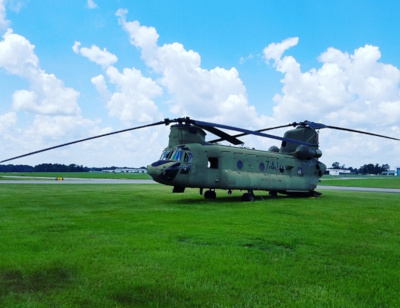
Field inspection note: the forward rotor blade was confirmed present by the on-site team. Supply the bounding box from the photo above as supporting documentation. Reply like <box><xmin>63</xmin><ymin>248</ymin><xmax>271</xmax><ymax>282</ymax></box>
<box><xmin>195</xmin><ymin>124</ymin><xmax>244</xmax><ymax>145</ymax></box>
<box><xmin>0</xmin><ymin>120</ymin><xmax>167</xmax><ymax>164</ymax></box>
<box><xmin>209</xmin><ymin>124</ymin><xmax>293</xmax><ymax>143</ymax></box>
<box><xmin>193</xmin><ymin>120</ymin><xmax>315</xmax><ymax>146</ymax></box>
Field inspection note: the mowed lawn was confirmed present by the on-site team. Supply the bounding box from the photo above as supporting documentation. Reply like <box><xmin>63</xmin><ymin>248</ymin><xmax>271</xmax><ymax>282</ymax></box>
<box><xmin>1</xmin><ymin>184</ymin><xmax>399</xmax><ymax>307</ymax></box>
<box><xmin>0</xmin><ymin>172</ymin><xmax>151</xmax><ymax>180</ymax></box>
<box><xmin>319</xmin><ymin>175</ymin><xmax>400</xmax><ymax>189</ymax></box>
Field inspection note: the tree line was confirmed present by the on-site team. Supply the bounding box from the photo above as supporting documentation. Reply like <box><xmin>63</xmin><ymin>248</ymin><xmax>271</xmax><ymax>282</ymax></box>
<box><xmin>0</xmin><ymin>163</ymin><xmax>88</xmax><ymax>173</ymax></box>
<box><xmin>331</xmin><ymin>162</ymin><xmax>392</xmax><ymax>175</ymax></box>
<box><xmin>0</xmin><ymin>164</ymin><xmax>145</xmax><ymax>173</ymax></box>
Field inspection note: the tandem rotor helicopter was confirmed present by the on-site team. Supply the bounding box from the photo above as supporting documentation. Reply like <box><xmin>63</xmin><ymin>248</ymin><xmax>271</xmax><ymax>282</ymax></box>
<box><xmin>1</xmin><ymin>117</ymin><xmax>399</xmax><ymax>201</ymax></box>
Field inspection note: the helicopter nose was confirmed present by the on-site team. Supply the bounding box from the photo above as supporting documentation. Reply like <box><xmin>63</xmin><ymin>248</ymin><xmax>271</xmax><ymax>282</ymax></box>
<box><xmin>147</xmin><ymin>161</ymin><xmax>181</xmax><ymax>183</ymax></box>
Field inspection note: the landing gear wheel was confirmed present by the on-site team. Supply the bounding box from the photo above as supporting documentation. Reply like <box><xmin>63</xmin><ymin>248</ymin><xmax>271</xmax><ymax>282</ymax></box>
<box><xmin>204</xmin><ymin>190</ymin><xmax>216</xmax><ymax>199</ymax></box>
<box><xmin>241</xmin><ymin>191</ymin><xmax>255</xmax><ymax>202</ymax></box>
<box><xmin>309</xmin><ymin>190</ymin><xmax>322</xmax><ymax>198</ymax></box>
<box><xmin>269</xmin><ymin>191</ymin><xmax>278</xmax><ymax>197</ymax></box>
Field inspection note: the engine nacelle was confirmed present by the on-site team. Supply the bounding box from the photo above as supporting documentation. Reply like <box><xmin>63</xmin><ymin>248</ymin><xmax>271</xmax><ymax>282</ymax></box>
<box><xmin>293</xmin><ymin>145</ymin><xmax>322</xmax><ymax>160</ymax></box>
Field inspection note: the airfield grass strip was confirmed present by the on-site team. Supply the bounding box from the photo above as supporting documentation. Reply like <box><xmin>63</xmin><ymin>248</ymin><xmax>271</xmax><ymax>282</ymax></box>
<box><xmin>0</xmin><ymin>184</ymin><xmax>399</xmax><ymax>307</ymax></box>
<box><xmin>0</xmin><ymin>172</ymin><xmax>151</xmax><ymax>180</ymax></box>
<box><xmin>319</xmin><ymin>176</ymin><xmax>400</xmax><ymax>189</ymax></box>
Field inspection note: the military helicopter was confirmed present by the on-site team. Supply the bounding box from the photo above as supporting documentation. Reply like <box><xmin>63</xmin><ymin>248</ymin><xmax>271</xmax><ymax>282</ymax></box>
<box><xmin>1</xmin><ymin>117</ymin><xmax>399</xmax><ymax>201</ymax></box>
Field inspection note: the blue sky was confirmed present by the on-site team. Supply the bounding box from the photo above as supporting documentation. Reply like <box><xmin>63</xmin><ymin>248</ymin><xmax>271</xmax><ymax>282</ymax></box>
<box><xmin>1</xmin><ymin>0</ymin><xmax>399</xmax><ymax>168</ymax></box>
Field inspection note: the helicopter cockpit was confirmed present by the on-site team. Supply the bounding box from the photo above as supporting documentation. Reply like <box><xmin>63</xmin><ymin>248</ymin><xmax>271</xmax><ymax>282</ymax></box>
<box><xmin>159</xmin><ymin>145</ymin><xmax>194</xmax><ymax>163</ymax></box>
<box><xmin>148</xmin><ymin>145</ymin><xmax>194</xmax><ymax>183</ymax></box>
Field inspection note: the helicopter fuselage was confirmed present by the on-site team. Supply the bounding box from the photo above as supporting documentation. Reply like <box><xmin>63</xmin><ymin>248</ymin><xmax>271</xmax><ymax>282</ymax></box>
<box><xmin>147</xmin><ymin>142</ymin><xmax>326</xmax><ymax>197</ymax></box>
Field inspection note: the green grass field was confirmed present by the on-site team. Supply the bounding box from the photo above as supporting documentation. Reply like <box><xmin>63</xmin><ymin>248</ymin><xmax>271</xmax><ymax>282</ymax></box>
<box><xmin>319</xmin><ymin>175</ymin><xmax>400</xmax><ymax>189</ymax></box>
<box><xmin>1</xmin><ymin>183</ymin><xmax>399</xmax><ymax>307</ymax></box>
<box><xmin>0</xmin><ymin>172</ymin><xmax>151</xmax><ymax>180</ymax></box>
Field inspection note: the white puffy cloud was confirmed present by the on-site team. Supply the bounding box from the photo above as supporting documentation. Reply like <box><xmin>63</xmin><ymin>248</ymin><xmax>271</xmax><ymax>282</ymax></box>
<box><xmin>263</xmin><ymin>37</ymin><xmax>299</xmax><ymax>65</ymax></box>
<box><xmin>12</xmin><ymin>71</ymin><xmax>80</xmax><ymax>115</ymax></box>
<box><xmin>0</xmin><ymin>29</ymin><xmax>81</xmax><ymax>116</ymax></box>
<box><xmin>267</xmin><ymin>40</ymin><xmax>400</xmax><ymax>128</ymax></box>
<box><xmin>263</xmin><ymin>38</ymin><xmax>400</xmax><ymax>167</ymax></box>
<box><xmin>0</xmin><ymin>28</ymin><xmax>101</xmax><ymax>164</ymax></box>
<box><xmin>116</xmin><ymin>9</ymin><xmax>269</xmax><ymax>128</ymax></box>
<box><xmin>0</xmin><ymin>112</ymin><xmax>17</xmax><ymax>133</ymax></box>
<box><xmin>87</xmin><ymin>0</ymin><xmax>98</xmax><ymax>9</ymax></box>
<box><xmin>91</xmin><ymin>68</ymin><xmax>163</xmax><ymax>124</ymax></box>
<box><xmin>72</xmin><ymin>41</ymin><xmax>117</xmax><ymax>68</ymax></box>
<box><xmin>0</xmin><ymin>29</ymin><xmax>38</xmax><ymax>76</ymax></box>
<box><xmin>378</xmin><ymin>101</ymin><xmax>400</xmax><ymax>123</ymax></box>
<box><xmin>91</xmin><ymin>74</ymin><xmax>111</xmax><ymax>101</ymax></box>
<box><xmin>102</xmin><ymin>66</ymin><xmax>163</xmax><ymax>124</ymax></box>
<box><xmin>26</xmin><ymin>114</ymin><xmax>95</xmax><ymax>140</ymax></box>
<box><xmin>71</xmin><ymin>39</ymin><xmax>163</xmax><ymax>125</ymax></box>
<box><xmin>0</xmin><ymin>0</ymin><xmax>9</xmax><ymax>30</ymax></box>
<box><xmin>116</xmin><ymin>9</ymin><xmax>158</xmax><ymax>52</ymax></box>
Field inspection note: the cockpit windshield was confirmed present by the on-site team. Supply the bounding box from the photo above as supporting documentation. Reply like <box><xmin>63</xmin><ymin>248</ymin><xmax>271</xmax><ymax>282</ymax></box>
<box><xmin>160</xmin><ymin>146</ymin><xmax>194</xmax><ymax>163</ymax></box>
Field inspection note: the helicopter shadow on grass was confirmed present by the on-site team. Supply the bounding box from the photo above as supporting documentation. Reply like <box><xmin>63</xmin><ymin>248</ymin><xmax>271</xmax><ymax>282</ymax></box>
<box><xmin>170</xmin><ymin>192</ymin><xmax>313</xmax><ymax>205</ymax></box>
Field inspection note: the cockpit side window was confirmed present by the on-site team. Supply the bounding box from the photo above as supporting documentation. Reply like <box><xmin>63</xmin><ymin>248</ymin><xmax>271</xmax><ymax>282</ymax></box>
<box><xmin>184</xmin><ymin>152</ymin><xmax>194</xmax><ymax>163</ymax></box>
<box><xmin>160</xmin><ymin>150</ymin><xmax>170</xmax><ymax>160</ymax></box>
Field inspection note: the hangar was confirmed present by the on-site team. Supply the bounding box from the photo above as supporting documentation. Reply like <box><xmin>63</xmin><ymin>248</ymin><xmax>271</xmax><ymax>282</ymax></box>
<box><xmin>326</xmin><ymin>168</ymin><xmax>352</xmax><ymax>176</ymax></box>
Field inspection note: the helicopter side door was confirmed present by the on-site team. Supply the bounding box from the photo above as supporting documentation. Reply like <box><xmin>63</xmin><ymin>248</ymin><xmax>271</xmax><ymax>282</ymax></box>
<box><xmin>204</xmin><ymin>149</ymin><xmax>221</xmax><ymax>188</ymax></box>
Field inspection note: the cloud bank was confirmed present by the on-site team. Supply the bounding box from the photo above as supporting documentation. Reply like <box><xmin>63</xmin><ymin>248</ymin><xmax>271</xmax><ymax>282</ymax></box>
<box><xmin>264</xmin><ymin>37</ymin><xmax>400</xmax><ymax>166</ymax></box>
<box><xmin>264</xmin><ymin>38</ymin><xmax>400</xmax><ymax>130</ymax></box>
<box><xmin>0</xmin><ymin>4</ymin><xmax>399</xmax><ymax>168</ymax></box>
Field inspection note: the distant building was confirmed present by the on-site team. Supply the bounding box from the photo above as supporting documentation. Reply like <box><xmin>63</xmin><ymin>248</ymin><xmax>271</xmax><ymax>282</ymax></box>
<box><xmin>115</xmin><ymin>168</ymin><xmax>147</xmax><ymax>173</ymax></box>
<box><xmin>102</xmin><ymin>168</ymin><xmax>147</xmax><ymax>173</ymax></box>
<box><xmin>326</xmin><ymin>168</ymin><xmax>352</xmax><ymax>176</ymax></box>
<box><xmin>382</xmin><ymin>170</ymin><xmax>396</xmax><ymax>176</ymax></box>
<box><xmin>397</xmin><ymin>167</ymin><xmax>400</xmax><ymax>176</ymax></box>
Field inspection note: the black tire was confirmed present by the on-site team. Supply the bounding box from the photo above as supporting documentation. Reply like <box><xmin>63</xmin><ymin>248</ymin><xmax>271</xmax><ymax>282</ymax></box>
<box><xmin>242</xmin><ymin>192</ymin><xmax>255</xmax><ymax>202</ymax></box>
<box><xmin>204</xmin><ymin>190</ymin><xmax>216</xmax><ymax>199</ymax></box>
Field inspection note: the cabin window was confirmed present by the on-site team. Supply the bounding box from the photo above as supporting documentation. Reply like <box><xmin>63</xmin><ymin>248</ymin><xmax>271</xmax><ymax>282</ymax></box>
<box><xmin>279</xmin><ymin>165</ymin><xmax>285</xmax><ymax>173</ymax></box>
<box><xmin>259</xmin><ymin>163</ymin><xmax>265</xmax><ymax>172</ymax></box>
<box><xmin>297</xmin><ymin>167</ymin><xmax>303</xmax><ymax>176</ymax></box>
<box><xmin>237</xmin><ymin>160</ymin><xmax>243</xmax><ymax>170</ymax></box>
<box><xmin>208</xmin><ymin>157</ymin><xmax>219</xmax><ymax>169</ymax></box>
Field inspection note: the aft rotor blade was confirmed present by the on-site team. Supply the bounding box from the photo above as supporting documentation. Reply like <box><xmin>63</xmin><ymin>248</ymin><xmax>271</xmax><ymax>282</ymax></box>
<box><xmin>193</xmin><ymin>120</ymin><xmax>315</xmax><ymax>146</ymax></box>
<box><xmin>0</xmin><ymin>120</ymin><xmax>167</xmax><ymax>163</ymax></box>
<box><xmin>324</xmin><ymin>125</ymin><xmax>400</xmax><ymax>141</ymax></box>
<box><xmin>300</xmin><ymin>120</ymin><xmax>399</xmax><ymax>141</ymax></box>
<box><xmin>209</xmin><ymin>124</ymin><xmax>293</xmax><ymax>143</ymax></box>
